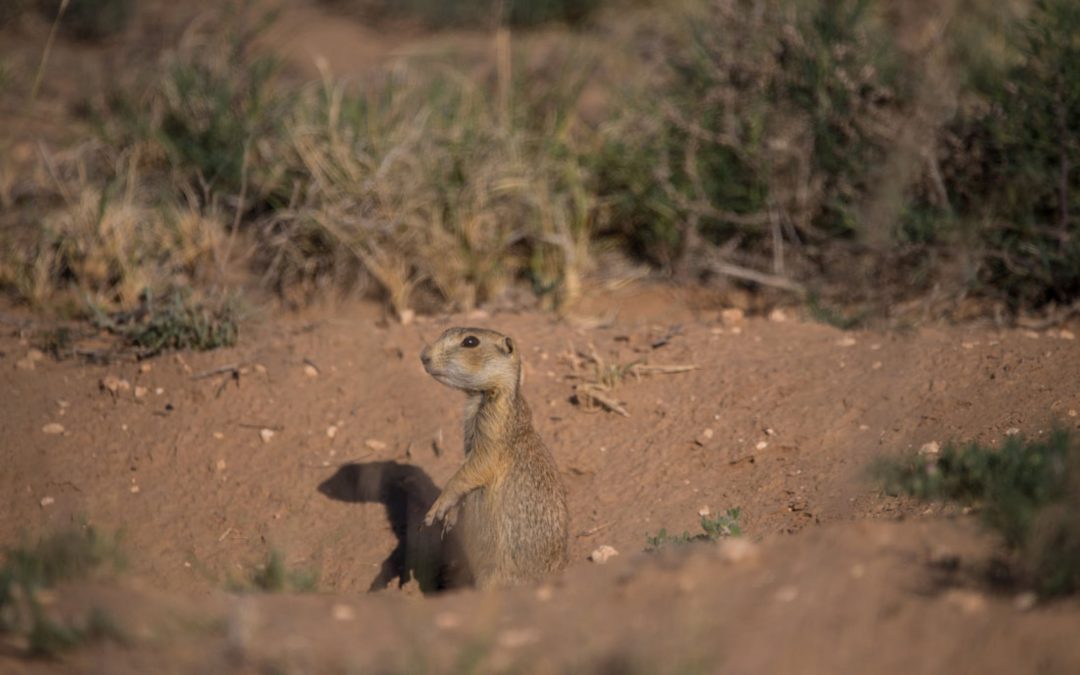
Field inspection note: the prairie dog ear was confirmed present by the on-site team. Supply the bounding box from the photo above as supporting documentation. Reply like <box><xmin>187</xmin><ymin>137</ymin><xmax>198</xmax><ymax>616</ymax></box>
<box><xmin>501</xmin><ymin>336</ymin><xmax>514</xmax><ymax>355</ymax></box>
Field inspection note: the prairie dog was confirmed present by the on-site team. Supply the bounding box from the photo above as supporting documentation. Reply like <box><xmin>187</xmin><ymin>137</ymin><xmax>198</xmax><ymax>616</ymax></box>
<box><xmin>420</xmin><ymin>327</ymin><xmax>568</xmax><ymax>588</ymax></box>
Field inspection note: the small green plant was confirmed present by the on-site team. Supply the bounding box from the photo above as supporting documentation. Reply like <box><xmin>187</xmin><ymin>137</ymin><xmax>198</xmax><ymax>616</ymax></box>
<box><xmin>0</xmin><ymin>526</ymin><xmax>126</xmax><ymax>657</ymax></box>
<box><xmin>876</xmin><ymin>428</ymin><xmax>1080</xmax><ymax>597</ymax></box>
<box><xmin>646</xmin><ymin>508</ymin><xmax>742</xmax><ymax>551</ymax></box>
<box><xmin>245</xmin><ymin>551</ymin><xmax>318</xmax><ymax>593</ymax></box>
<box><xmin>93</xmin><ymin>290</ymin><xmax>240</xmax><ymax>357</ymax></box>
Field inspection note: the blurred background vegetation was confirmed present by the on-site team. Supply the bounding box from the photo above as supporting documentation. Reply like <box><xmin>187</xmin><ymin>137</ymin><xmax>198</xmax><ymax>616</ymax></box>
<box><xmin>0</xmin><ymin>0</ymin><xmax>1076</xmax><ymax>325</ymax></box>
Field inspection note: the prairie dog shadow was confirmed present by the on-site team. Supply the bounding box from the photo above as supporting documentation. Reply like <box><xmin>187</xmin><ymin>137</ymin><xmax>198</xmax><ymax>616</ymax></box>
<box><xmin>318</xmin><ymin>461</ymin><xmax>471</xmax><ymax>593</ymax></box>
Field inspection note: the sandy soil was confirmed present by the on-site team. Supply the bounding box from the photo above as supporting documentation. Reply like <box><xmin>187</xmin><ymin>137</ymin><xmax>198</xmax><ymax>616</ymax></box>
<box><xmin>2</xmin><ymin>284</ymin><xmax>1080</xmax><ymax>673</ymax></box>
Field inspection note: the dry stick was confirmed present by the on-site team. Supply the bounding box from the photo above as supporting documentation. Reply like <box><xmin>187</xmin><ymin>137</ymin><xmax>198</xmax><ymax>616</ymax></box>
<box><xmin>27</xmin><ymin>0</ymin><xmax>70</xmax><ymax>110</ymax></box>
<box><xmin>191</xmin><ymin>363</ymin><xmax>245</xmax><ymax>380</ymax></box>
<box><xmin>709</xmin><ymin>259</ymin><xmax>805</xmax><ymax>295</ymax></box>
<box><xmin>579</xmin><ymin>385</ymin><xmax>629</xmax><ymax>418</ymax></box>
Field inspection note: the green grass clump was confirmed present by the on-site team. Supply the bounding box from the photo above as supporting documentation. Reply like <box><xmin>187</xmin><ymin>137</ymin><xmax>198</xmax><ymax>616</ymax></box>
<box><xmin>877</xmin><ymin>428</ymin><xmax>1080</xmax><ymax>597</ymax></box>
<box><xmin>0</xmin><ymin>526</ymin><xmax>126</xmax><ymax>657</ymax></box>
<box><xmin>646</xmin><ymin>508</ymin><xmax>742</xmax><ymax>551</ymax></box>
<box><xmin>96</xmin><ymin>290</ymin><xmax>240</xmax><ymax>357</ymax></box>
<box><xmin>245</xmin><ymin>551</ymin><xmax>318</xmax><ymax>593</ymax></box>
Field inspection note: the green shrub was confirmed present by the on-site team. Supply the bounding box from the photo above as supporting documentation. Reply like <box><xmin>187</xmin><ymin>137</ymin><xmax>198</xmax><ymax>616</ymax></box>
<box><xmin>593</xmin><ymin>0</ymin><xmax>906</xmax><ymax>271</ymax></box>
<box><xmin>320</xmin><ymin>0</ymin><xmax>603</xmax><ymax>28</ymax></box>
<box><xmin>245</xmin><ymin>551</ymin><xmax>318</xmax><ymax>593</ymax></box>
<box><xmin>646</xmin><ymin>508</ymin><xmax>742</xmax><ymax>551</ymax></box>
<box><xmin>92</xmin><ymin>289</ymin><xmax>240</xmax><ymax>357</ymax></box>
<box><xmin>877</xmin><ymin>428</ymin><xmax>1080</xmax><ymax>596</ymax></box>
<box><xmin>1</xmin><ymin>526</ymin><xmax>126</xmax><ymax>656</ymax></box>
<box><xmin>942</xmin><ymin>0</ymin><xmax>1080</xmax><ymax>309</ymax></box>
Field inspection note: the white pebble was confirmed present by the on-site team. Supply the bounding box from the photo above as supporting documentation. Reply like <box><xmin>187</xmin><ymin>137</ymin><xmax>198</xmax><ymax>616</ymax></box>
<box><xmin>259</xmin><ymin>428</ymin><xmax>275</xmax><ymax>443</ymax></box>
<box><xmin>589</xmin><ymin>545</ymin><xmax>619</xmax><ymax>564</ymax></box>
<box><xmin>39</xmin><ymin>496</ymin><xmax>55</xmax><ymax>507</ymax></box>
<box><xmin>42</xmin><ymin>423</ymin><xmax>65</xmax><ymax>435</ymax></box>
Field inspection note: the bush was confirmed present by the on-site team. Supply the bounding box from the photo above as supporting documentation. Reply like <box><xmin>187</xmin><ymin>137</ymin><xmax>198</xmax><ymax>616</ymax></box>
<box><xmin>593</xmin><ymin>0</ymin><xmax>906</xmax><ymax>271</ymax></box>
<box><xmin>877</xmin><ymin>428</ymin><xmax>1080</xmax><ymax>597</ymax></box>
<box><xmin>319</xmin><ymin>0</ymin><xmax>604</xmax><ymax>28</ymax></box>
<box><xmin>942</xmin><ymin>0</ymin><xmax>1080</xmax><ymax>309</ymax></box>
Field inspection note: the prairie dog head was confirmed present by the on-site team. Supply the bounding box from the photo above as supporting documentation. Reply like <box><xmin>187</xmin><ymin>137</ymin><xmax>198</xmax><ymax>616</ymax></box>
<box><xmin>420</xmin><ymin>327</ymin><xmax>522</xmax><ymax>394</ymax></box>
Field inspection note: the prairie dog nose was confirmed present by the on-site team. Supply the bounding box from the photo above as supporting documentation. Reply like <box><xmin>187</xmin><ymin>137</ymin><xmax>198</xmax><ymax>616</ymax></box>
<box><xmin>420</xmin><ymin>349</ymin><xmax>431</xmax><ymax>366</ymax></box>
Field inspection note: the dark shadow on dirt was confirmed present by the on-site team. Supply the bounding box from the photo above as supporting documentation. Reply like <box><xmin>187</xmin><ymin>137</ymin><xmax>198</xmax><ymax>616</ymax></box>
<box><xmin>318</xmin><ymin>461</ymin><xmax>471</xmax><ymax>593</ymax></box>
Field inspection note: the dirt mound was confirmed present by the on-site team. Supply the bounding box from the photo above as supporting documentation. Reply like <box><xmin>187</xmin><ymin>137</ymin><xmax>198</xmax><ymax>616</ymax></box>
<box><xmin>2</xmin><ymin>284</ymin><xmax>1079</xmax><ymax>672</ymax></box>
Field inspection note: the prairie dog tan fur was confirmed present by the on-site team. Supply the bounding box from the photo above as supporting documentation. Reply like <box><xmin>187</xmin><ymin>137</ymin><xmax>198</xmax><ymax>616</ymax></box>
<box><xmin>420</xmin><ymin>327</ymin><xmax>568</xmax><ymax>588</ymax></box>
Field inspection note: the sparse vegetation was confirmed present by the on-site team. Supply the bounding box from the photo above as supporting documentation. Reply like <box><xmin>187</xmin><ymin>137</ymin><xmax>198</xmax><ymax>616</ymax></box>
<box><xmin>91</xmin><ymin>289</ymin><xmax>241</xmax><ymax>357</ymax></box>
<box><xmin>0</xmin><ymin>526</ymin><xmax>126</xmax><ymax>657</ymax></box>
<box><xmin>3</xmin><ymin>0</ymin><xmax>1080</xmax><ymax>331</ymax></box>
<box><xmin>646</xmin><ymin>508</ymin><xmax>742</xmax><ymax>551</ymax></box>
<box><xmin>244</xmin><ymin>551</ymin><xmax>319</xmax><ymax>593</ymax></box>
<box><xmin>877</xmin><ymin>428</ymin><xmax>1080</xmax><ymax>597</ymax></box>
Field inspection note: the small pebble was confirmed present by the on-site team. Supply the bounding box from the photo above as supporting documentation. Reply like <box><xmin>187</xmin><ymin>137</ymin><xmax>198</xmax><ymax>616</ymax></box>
<box><xmin>303</xmin><ymin>364</ymin><xmax>319</xmax><ymax>378</ymax></box>
<box><xmin>39</xmin><ymin>496</ymin><xmax>55</xmax><ymax>507</ymax></box>
<box><xmin>1005</xmin><ymin>427</ymin><xmax>1020</xmax><ymax>436</ymax></box>
<box><xmin>365</xmin><ymin>439</ymin><xmax>387</xmax><ymax>451</ymax></box>
<box><xmin>130</xmin><ymin>485</ymin><xmax>140</xmax><ymax>494</ymax></box>
<box><xmin>918</xmin><ymin>441</ymin><xmax>940</xmax><ymax>456</ymax></box>
<box><xmin>1060</xmin><ymin>330</ymin><xmax>1075</xmax><ymax>340</ymax></box>
<box><xmin>755</xmin><ymin>441</ymin><xmax>768</xmax><ymax>450</ymax></box>
<box><xmin>100</xmin><ymin>375</ymin><xmax>131</xmax><ymax>395</ymax></box>
<box><xmin>698</xmin><ymin>505</ymin><xmax>711</xmax><ymax>516</ymax></box>
<box><xmin>331</xmin><ymin>604</ymin><xmax>355</xmax><ymax>621</ymax></box>
<box><xmin>589</xmin><ymin>545</ymin><xmax>619</xmax><ymax>564</ymax></box>
<box><xmin>42</xmin><ymin>423</ymin><xmax>65</xmax><ymax>435</ymax></box>
<box><xmin>943</xmin><ymin>589</ymin><xmax>986</xmax><ymax>614</ymax></box>
<box><xmin>326</xmin><ymin>425</ymin><xmax>338</xmax><ymax>439</ymax></box>
<box><xmin>768</xmin><ymin>308</ymin><xmax>787</xmax><ymax>322</ymax></box>
<box><xmin>721</xmin><ymin>308</ymin><xmax>745</xmax><ymax>325</ymax></box>
<box><xmin>134</xmin><ymin>386</ymin><xmax>149</xmax><ymax>399</ymax></box>
<box><xmin>836</xmin><ymin>337</ymin><xmax>857</xmax><ymax>347</ymax></box>
<box><xmin>259</xmin><ymin>429</ymin><xmax>275</xmax><ymax>443</ymax></box>
<box><xmin>139</xmin><ymin>363</ymin><xmax>152</xmax><ymax>374</ymax></box>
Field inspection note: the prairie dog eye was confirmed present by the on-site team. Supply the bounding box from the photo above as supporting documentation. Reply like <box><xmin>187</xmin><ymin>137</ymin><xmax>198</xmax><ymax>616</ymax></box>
<box><xmin>462</xmin><ymin>336</ymin><xmax>480</xmax><ymax>348</ymax></box>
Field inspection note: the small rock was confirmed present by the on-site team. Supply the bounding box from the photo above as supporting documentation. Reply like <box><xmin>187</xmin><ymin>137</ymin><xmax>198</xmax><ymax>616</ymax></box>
<box><xmin>701</xmin><ymin>428</ymin><xmax>714</xmax><ymax>440</ymax></box>
<box><xmin>100</xmin><ymin>375</ymin><xmax>131</xmax><ymax>395</ymax></box>
<box><xmin>42</xmin><ymin>423</ymin><xmax>65</xmax><ymax>435</ymax></box>
<box><xmin>365</xmin><ymin>439</ymin><xmax>387</xmax><ymax>451</ymax></box>
<box><xmin>589</xmin><ymin>545</ymin><xmax>619</xmax><ymax>564</ymax></box>
<box><xmin>774</xmin><ymin>586</ymin><xmax>799</xmax><ymax>602</ymax></box>
<box><xmin>721</xmin><ymin>308</ymin><xmax>745</xmax><ymax>326</ymax></box>
<box><xmin>15</xmin><ymin>357</ymin><xmax>35</xmax><ymax>370</ymax></box>
<box><xmin>1060</xmin><ymin>329</ymin><xmax>1076</xmax><ymax>341</ymax></box>
<box><xmin>134</xmin><ymin>386</ymin><xmax>149</xmax><ymax>399</ymax></box>
<box><xmin>716</xmin><ymin>538</ymin><xmax>759</xmax><ymax>565</ymax></box>
<box><xmin>155</xmin><ymin>387</ymin><xmax>165</xmax><ymax>395</ymax></box>
<box><xmin>698</xmin><ymin>505</ymin><xmax>711</xmax><ymax>516</ymax></box>
<box><xmin>434</xmin><ymin>612</ymin><xmax>460</xmax><ymax>630</ymax></box>
<box><xmin>259</xmin><ymin>428</ymin><xmax>275</xmax><ymax>443</ymax></box>
<box><xmin>1069</xmin><ymin>410</ymin><xmax>1078</xmax><ymax>418</ymax></box>
<box><xmin>130</xmin><ymin>485</ymin><xmax>140</xmax><ymax>494</ymax></box>
<box><xmin>216</xmin><ymin>459</ymin><xmax>227</xmax><ymax>471</ymax></box>
<box><xmin>326</xmin><ymin>425</ymin><xmax>338</xmax><ymax>439</ymax></box>
<box><xmin>303</xmin><ymin>364</ymin><xmax>319</xmax><ymax>378</ymax></box>
<box><xmin>1005</xmin><ymin>427</ymin><xmax>1020</xmax><ymax>436</ymax></box>
<box><xmin>755</xmin><ymin>440</ymin><xmax>768</xmax><ymax>450</ymax></box>
<box><xmin>398</xmin><ymin>309</ymin><xmax>415</xmax><ymax>325</ymax></box>
<box><xmin>836</xmin><ymin>336</ymin><xmax>857</xmax><ymax>347</ymax></box>
<box><xmin>213</xmin><ymin>432</ymin><xmax>225</xmax><ymax>440</ymax></box>
<box><xmin>1022</xmin><ymin>330</ymin><xmax>1040</xmax><ymax>339</ymax></box>
<box><xmin>768</xmin><ymin>308</ymin><xmax>788</xmax><ymax>323</ymax></box>
<box><xmin>943</xmin><ymin>588</ymin><xmax>986</xmax><ymax>614</ymax></box>
<box><xmin>918</xmin><ymin>441</ymin><xmax>940</xmax><ymax>456</ymax></box>
<box><xmin>39</xmin><ymin>496</ymin><xmax>55</xmax><ymax>507</ymax></box>
<box><xmin>961</xmin><ymin>341</ymin><xmax>977</xmax><ymax>350</ymax></box>
<box><xmin>139</xmin><ymin>363</ymin><xmax>152</xmax><ymax>374</ymax></box>
<box><xmin>254</xmin><ymin>364</ymin><xmax>267</xmax><ymax>375</ymax></box>
<box><xmin>872</xmin><ymin>361</ymin><xmax>882</xmax><ymax>370</ymax></box>
<box><xmin>57</xmin><ymin>399</ymin><xmax>69</xmax><ymax>409</ymax></box>
<box><xmin>27</xmin><ymin>348</ymin><xmax>45</xmax><ymax>362</ymax></box>
<box><xmin>331</xmin><ymin>604</ymin><xmax>355</xmax><ymax>621</ymax></box>
<box><xmin>1014</xmin><ymin>592</ymin><xmax>1038</xmax><ymax>612</ymax></box>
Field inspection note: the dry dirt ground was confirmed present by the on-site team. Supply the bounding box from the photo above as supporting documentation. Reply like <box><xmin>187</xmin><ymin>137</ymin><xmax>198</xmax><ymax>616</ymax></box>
<box><xmin>2</xmin><ymin>286</ymin><xmax>1080</xmax><ymax>674</ymax></box>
